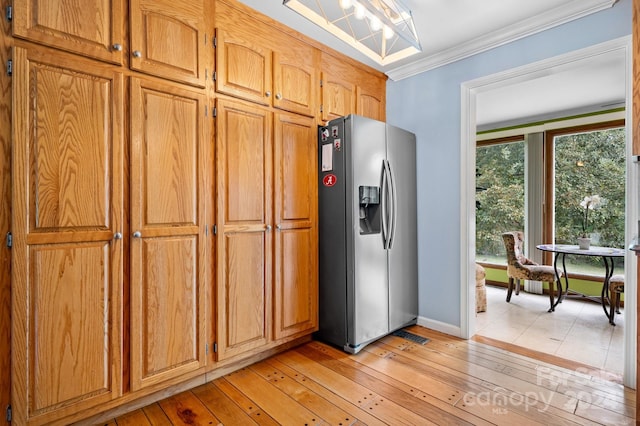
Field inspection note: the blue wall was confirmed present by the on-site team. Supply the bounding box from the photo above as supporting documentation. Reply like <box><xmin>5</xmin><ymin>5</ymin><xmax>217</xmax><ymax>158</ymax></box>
<box><xmin>385</xmin><ymin>0</ymin><xmax>632</xmax><ymax>328</ymax></box>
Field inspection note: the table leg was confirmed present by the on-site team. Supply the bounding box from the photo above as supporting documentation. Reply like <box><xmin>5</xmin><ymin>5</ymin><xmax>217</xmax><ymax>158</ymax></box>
<box><xmin>602</xmin><ymin>256</ymin><xmax>615</xmax><ymax>325</ymax></box>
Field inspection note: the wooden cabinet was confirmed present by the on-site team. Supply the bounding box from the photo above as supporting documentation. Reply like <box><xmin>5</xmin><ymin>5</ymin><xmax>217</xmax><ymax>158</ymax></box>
<box><xmin>214</xmin><ymin>3</ymin><xmax>319</xmax><ymax>117</ymax></box>
<box><xmin>13</xmin><ymin>0</ymin><xmax>207</xmax><ymax>86</ymax></box>
<box><xmin>321</xmin><ymin>53</ymin><xmax>386</xmax><ymax>123</ymax></box>
<box><xmin>215</xmin><ymin>98</ymin><xmax>272</xmax><ymax>360</ymax></box>
<box><xmin>130</xmin><ymin>0</ymin><xmax>207</xmax><ymax>87</ymax></box>
<box><xmin>12</xmin><ymin>0</ymin><xmax>125</xmax><ymax>64</ymax></box>
<box><xmin>129</xmin><ymin>77</ymin><xmax>208</xmax><ymax>390</ymax></box>
<box><xmin>214</xmin><ymin>100</ymin><xmax>319</xmax><ymax>359</ymax></box>
<box><xmin>273</xmin><ymin>112</ymin><xmax>318</xmax><ymax>340</ymax></box>
<box><xmin>11</xmin><ymin>45</ymin><xmax>124</xmax><ymax>425</ymax></box>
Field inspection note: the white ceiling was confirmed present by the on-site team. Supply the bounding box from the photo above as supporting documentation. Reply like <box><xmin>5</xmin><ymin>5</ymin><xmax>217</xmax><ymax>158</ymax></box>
<box><xmin>236</xmin><ymin>0</ymin><xmax>625</xmax><ymax>128</ymax></box>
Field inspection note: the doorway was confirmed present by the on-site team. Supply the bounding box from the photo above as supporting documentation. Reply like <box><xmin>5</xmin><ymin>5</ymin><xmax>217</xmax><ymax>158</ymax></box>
<box><xmin>460</xmin><ymin>36</ymin><xmax>637</xmax><ymax>387</ymax></box>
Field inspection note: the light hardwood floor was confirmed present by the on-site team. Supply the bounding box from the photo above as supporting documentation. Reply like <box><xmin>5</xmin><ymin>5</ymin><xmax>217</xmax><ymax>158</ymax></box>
<box><xmin>103</xmin><ymin>326</ymin><xmax>635</xmax><ymax>425</ymax></box>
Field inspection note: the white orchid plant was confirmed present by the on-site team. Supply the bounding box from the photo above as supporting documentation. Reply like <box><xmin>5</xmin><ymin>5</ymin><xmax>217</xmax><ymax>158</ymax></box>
<box><xmin>579</xmin><ymin>195</ymin><xmax>604</xmax><ymax>238</ymax></box>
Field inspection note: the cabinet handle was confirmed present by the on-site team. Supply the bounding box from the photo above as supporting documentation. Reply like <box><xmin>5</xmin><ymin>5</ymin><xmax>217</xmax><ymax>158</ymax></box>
<box><xmin>265</xmin><ymin>91</ymin><xmax>271</xmax><ymax>98</ymax></box>
<box><xmin>112</xmin><ymin>43</ymin><xmax>122</xmax><ymax>51</ymax></box>
<box><xmin>275</xmin><ymin>93</ymin><xmax>282</xmax><ymax>100</ymax></box>
<box><xmin>266</xmin><ymin>225</ymin><xmax>272</xmax><ymax>232</ymax></box>
<box><xmin>133</xmin><ymin>231</ymin><xmax>142</xmax><ymax>238</ymax></box>
<box><xmin>133</xmin><ymin>50</ymin><xmax>142</xmax><ymax>58</ymax></box>
<box><xmin>114</xmin><ymin>232</ymin><xmax>123</xmax><ymax>240</ymax></box>
<box><xmin>276</xmin><ymin>224</ymin><xmax>281</xmax><ymax>230</ymax></box>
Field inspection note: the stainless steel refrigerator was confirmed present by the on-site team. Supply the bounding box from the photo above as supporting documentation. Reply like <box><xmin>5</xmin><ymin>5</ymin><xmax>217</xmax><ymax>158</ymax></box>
<box><xmin>317</xmin><ymin>114</ymin><xmax>418</xmax><ymax>354</ymax></box>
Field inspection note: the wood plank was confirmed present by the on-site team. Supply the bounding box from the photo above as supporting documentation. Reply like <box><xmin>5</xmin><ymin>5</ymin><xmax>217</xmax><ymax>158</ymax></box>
<box><xmin>141</xmin><ymin>404</ymin><xmax>173</xmax><ymax>425</ymax></box>
<box><xmin>366</xmin><ymin>337</ymin><xmax>600</xmax><ymax>425</ymax></box>
<box><xmin>191</xmin><ymin>381</ymin><xmax>259</xmax><ymax>425</ymax></box>
<box><xmin>157</xmin><ymin>391</ymin><xmax>220</xmax><ymax>425</ymax></box>
<box><xmin>275</xmin><ymin>348</ymin><xmax>439</xmax><ymax>425</ymax></box>
<box><xmin>223</xmin><ymin>367</ymin><xmax>328</xmax><ymax>425</ymax></box>
<box><xmin>263</xmin><ymin>358</ymin><xmax>388</xmax><ymax>426</ymax></box>
<box><xmin>301</xmin><ymin>342</ymin><xmax>486</xmax><ymax>426</ymax></box>
<box><xmin>213</xmin><ymin>377</ymin><xmax>281</xmax><ymax>426</ymax></box>
<box><xmin>115</xmin><ymin>409</ymin><xmax>152</xmax><ymax>426</ymax></box>
<box><xmin>250</xmin><ymin>359</ymin><xmax>357</xmax><ymax>425</ymax></box>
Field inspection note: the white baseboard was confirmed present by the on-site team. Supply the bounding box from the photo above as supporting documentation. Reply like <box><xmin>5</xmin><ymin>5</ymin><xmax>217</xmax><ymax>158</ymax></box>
<box><xmin>417</xmin><ymin>316</ymin><xmax>463</xmax><ymax>338</ymax></box>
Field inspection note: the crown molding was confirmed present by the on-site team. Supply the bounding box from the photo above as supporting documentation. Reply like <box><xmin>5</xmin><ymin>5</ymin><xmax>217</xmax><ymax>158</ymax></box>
<box><xmin>386</xmin><ymin>0</ymin><xmax>618</xmax><ymax>81</ymax></box>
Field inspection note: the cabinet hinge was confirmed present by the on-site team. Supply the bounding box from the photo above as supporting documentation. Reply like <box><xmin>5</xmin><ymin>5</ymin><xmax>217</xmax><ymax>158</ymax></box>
<box><xmin>205</xmin><ymin>68</ymin><xmax>208</xmax><ymax>81</ymax></box>
<box><xmin>204</xmin><ymin>225</ymin><xmax>209</xmax><ymax>237</ymax></box>
<box><xmin>6</xmin><ymin>232</ymin><xmax>12</xmax><ymax>248</ymax></box>
<box><xmin>212</xmin><ymin>71</ymin><xmax>217</xmax><ymax>81</ymax></box>
<box><xmin>205</xmin><ymin>343</ymin><xmax>209</xmax><ymax>355</ymax></box>
<box><xmin>6</xmin><ymin>404</ymin><xmax>11</xmax><ymax>422</ymax></box>
<box><xmin>213</xmin><ymin>342</ymin><xmax>218</xmax><ymax>353</ymax></box>
<box><xmin>5</xmin><ymin>5</ymin><xmax>12</xmax><ymax>22</ymax></box>
<box><xmin>320</xmin><ymin>79</ymin><xmax>323</xmax><ymax>87</ymax></box>
<box><xmin>204</xmin><ymin>33</ymin><xmax>207</xmax><ymax>46</ymax></box>
<box><xmin>320</xmin><ymin>105</ymin><xmax>323</xmax><ymax>113</ymax></box>
<box><xmin>213</xmin><ymin>36</ymin><xmax>217</xmax><ymax>48</ymax></box>
<box><xmin>212</xmin><ymin>107</ymin><xmax>217</xmax><ymax>118</ymax></box>
<box><xmin>212</xmin><ymin>224</ymin><xmax>217</xmax><ymax>235</ymax></box>
<box><xmin>6</xmin><ymin>59</ymin><xmax>12</xmax><ymax>76</ymax></box>
<box><xmin>205</xmin><ymin>105</ymin><xmax>208</xmax><ymax>117</ymax></box>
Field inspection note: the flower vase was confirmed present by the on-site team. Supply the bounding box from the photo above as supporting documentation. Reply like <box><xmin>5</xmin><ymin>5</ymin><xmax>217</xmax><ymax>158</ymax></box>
<box><xmin>577</xmin><ymin>237</ymin><xmax>591</xmax><ymax>250</ymax></box>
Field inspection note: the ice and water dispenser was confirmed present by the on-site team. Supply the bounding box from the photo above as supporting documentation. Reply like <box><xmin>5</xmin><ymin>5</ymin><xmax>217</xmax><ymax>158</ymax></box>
<box><xmin>359</xmin><ymin>185</ymin><xmax>380</xmax><ymax>234</ymax></box>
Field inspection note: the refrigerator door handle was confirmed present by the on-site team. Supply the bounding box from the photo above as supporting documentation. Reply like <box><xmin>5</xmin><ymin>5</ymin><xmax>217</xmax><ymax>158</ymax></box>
<box><xmin>381</xmin><ymin>160</ymin><xmax>389</xmax><ymax>247</ymax></box>
<box><xmin>387</xmin><ymin>160</ymin><xmax>397</xmax><ymax>249</ymax></box>
<box><xmin>382</xmin><ymin>160</ymin><xmax>394</xmax><ymax>250</ymax></box>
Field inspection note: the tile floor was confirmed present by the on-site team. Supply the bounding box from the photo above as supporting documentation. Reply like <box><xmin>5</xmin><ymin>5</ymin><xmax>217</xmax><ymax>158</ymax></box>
<box><xmin>475</xmin><ymin>284</ymin><xmax>625</xmax><ymax>375</ymax></box>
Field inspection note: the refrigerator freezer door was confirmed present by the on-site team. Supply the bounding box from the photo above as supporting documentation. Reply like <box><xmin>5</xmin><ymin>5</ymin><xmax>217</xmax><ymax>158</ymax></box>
<box><xmin>347</xmin><ymin>115</ymin><xmax>390</xmax><ymax>350</ymax></box>
<box><xmin>386</xmin><ymin>124</ymin><xmax>419</xmax><ymax>331</ymax></box>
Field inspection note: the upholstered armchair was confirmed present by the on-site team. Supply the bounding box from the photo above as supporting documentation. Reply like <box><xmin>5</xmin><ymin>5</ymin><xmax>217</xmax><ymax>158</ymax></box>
<box><xmin>502</xmin><ymin>231</ymin><xmax>562</xmax><ymax>312</ymax></box>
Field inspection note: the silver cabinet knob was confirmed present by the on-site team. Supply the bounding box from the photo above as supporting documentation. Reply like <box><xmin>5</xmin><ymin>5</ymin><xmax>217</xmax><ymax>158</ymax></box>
<box><xmin>265</xmin><ymin>91</ymin><xmax>271</xmax><ymax>97</ymax></box>
<box><xmin>276</xmin><ymin>224</ymin><xmax>281</xmax><ymax>230</ymax></box>
<box><xmin>133</xmin><ymin>231</ymin><xmax>142</xmax><ymax>238</ymax></box>
<box><xmin>275</xmin><ymin>93</ymin><xmax>282</xmax><ymax>100</ymax></box>
<box><xmin>266</xmin><ymin>225</ymin><xmax>272</xmax><ymax>231</ymax></box>
<box><xmin>112</xmin><ymin>43</ymin><xmax>122</xmax><ymax>51</ymax></box>
<box><xmin>114</xmin><ymin>232</ymin><xmax>123</xmax><ymax>240</ymax></box>
<box><xmin>133</xmin><ymin>50</ymin><xmax>142</xmax><ymax>58</ymax></box>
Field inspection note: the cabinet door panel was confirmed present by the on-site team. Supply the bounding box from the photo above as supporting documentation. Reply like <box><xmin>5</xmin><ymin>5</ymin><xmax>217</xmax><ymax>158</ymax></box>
<box><xmin>130</xmin><ymin>0</ymin><xmax>205</xmax><ymax>87</ymax></box>
<box><xmin>273</xmin><ymin>48</ymin><xmax>318</xmax><ymax>117</ymax></box>
<box><xmin>216</xmin><ymin>99</ymin><xmax>272</xmax><ymax>360</ymax></box>
<box><xmin>13</xmin><ymin>0</ymin><xmax>124</xmax><ymax>64</ymax></box>
<box><xmin>356</xmin><ymin>76</ymin><xmax>386</xmax><ymax>122</ymax></box>
<box><xmin>274</xmin><ymin>113</ymin><xmax>318</xmax><ymax>339</ymax></box>
<box><xmin>130</xmin><ymin>77</ymin><xmax>207</xmax><ymax>390</ymax></box>
<box><xmin>321</xmin><ymin>71</ymin><xmax>355</xmax><ymax>123</ymax></box>
<box><xmin>215</xmin><ymin>28</ymin><xmax>272</xmax><ymax>106</ymax></box>
<box><xmin>11</xmin><ymin>46</ymin><xmax>123</xmax><ymax>424</ymax></box>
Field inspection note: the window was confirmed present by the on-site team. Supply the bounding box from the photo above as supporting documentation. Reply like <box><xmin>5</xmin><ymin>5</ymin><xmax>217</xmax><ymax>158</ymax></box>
<box><xmin>545</xmin><ymin>121</ymin><xmax>625</xmax><ymax>277</ymax></box>
<box><xmin>475</xmin><ymin>136</ymin><xmax>525</xmax><ymax>265</ymax></box>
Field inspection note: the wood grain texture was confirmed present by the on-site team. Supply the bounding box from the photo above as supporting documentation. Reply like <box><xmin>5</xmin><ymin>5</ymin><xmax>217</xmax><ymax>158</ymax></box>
<box><xmin>129</xmin><ymin>0</ymin><xmax>205</xmax><ymax>87</ymax></box>
<box><xmin>109</xmin><ymin>326</ymin><xmax>633</xmax><ymax>425</ymax></box>
<box><xmin>12</xmin><ymin>0</ymin><xmax>124</xmax><ymax>64</ymax></box>
<box><xmin>129</xmin><ymin>76</ymin><xmax>207</xmax><ymax>392</ymax></box>
<box><xmin>0</xmin><ymin>0</ymin><xmax>12</xmax><ymax>422</ymax></box>
<box><xmin>12</xmin><ymin>45</ymin><xmax>124</xmax><ymax>425</ymax></box>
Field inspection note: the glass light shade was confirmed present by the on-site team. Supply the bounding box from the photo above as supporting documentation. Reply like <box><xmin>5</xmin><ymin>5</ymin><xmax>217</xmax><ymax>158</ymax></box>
<box><xmin>283</xmin><ymin>0</ymin><xmax>422</xmax><ymax>66</ymax></box>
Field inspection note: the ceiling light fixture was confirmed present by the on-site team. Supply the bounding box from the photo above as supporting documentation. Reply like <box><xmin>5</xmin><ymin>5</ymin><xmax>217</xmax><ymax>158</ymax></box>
<box><xmin>283</xmin><ymin>0</ymin><xmax>421</xmax><ymax>66</ymax></box>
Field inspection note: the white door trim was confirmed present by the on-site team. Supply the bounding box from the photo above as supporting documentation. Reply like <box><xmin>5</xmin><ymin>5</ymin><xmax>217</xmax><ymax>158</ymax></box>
<box><xmin>459</xmin><ymin>35</ymin><xmax>636</xmax><ymax>388</ymax></box>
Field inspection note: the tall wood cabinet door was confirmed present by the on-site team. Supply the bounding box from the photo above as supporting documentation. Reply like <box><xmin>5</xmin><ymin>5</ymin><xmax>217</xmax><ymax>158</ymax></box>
<box><xmin>273</xmin><ymin>46</ymin><xmax>318</xmax><ymax>117</ymax></box>
<box><xmin>321</xmin><ymin>70</ymin><xmax>356</xmax><ymax>123</ymax></box>
<box><xmin>273</xmin><ymin>113</ymin><xmax>318</xmax><ymax>340</ymax></box>
<box><xmin>130</xmin><ymin>77</ymin><xmax>207</xmax><ymax>390</ymax></box>
<box><xmin>130</xmin><ymin>0</ymin><xmax>206</xmax><ymax>87</ymax></box>
<box><xmin>216</xmin><ymin>98</ymin><xmax>272</xmax><ymax>360</ymax></box>
<box><xmin>13</xmin><ymin>0</ymin><xmax>125</xmax><ymax>64</ymax></box>
<box><xmin>11</xmin><ymin>46</ymin><xmax>124</xmax><ymax>425</ymax></box>
<box><xmin>215</xmin><ymin>28</ymin><xmax>272</xmax><ymax>106</ymax></box>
